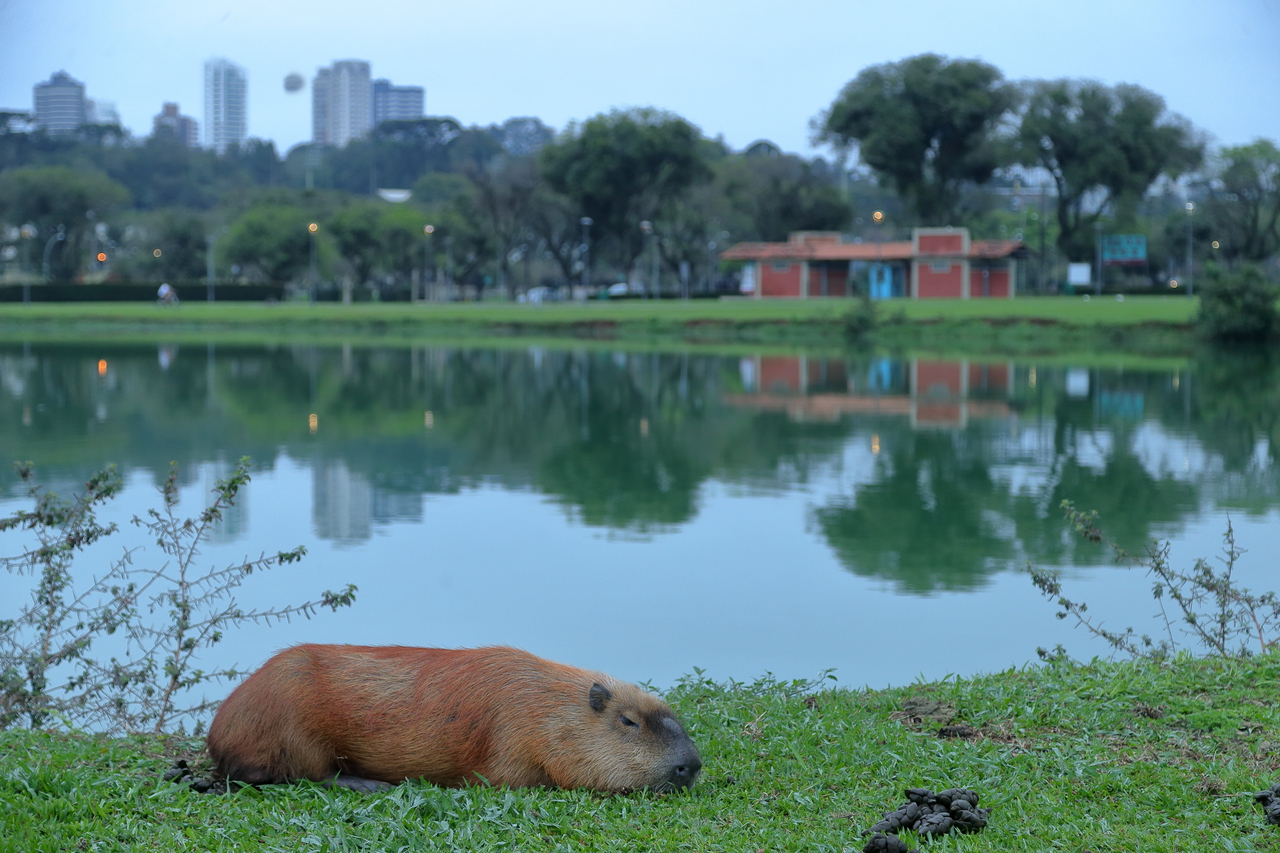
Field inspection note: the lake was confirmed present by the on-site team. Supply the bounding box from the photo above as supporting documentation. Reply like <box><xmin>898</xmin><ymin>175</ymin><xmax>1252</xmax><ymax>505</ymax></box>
<box><xmin>2</xmin><ymin>340</ymin><xmax>1277</xmax><ymax>699</ymax></box>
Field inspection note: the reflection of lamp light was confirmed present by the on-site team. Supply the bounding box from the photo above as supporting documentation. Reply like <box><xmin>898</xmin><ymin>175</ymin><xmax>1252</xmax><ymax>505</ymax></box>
<box><xmin>97</xmin><ymin>359</ymin><xmax>107</xmax><ymax>375</ymax></box>
<box><xmin>308</xmin><ymin>413</ymin><xmax>318</xmax><ymax>433</ymax></box>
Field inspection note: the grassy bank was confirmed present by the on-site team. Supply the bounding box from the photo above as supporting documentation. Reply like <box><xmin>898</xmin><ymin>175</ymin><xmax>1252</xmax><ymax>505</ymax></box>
<box><xmin>3</xmin><ymin>653</ymin><xmax>1277</xmax><ymax>852</ymax></box>
<box><xmin>0</xmin><ymin>296</ymin><xmax>1198</xmax><ymax>356</ymax></box>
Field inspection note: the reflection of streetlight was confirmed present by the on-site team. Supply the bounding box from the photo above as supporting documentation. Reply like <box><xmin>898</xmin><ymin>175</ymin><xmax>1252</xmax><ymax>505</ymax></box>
<box><xmin>579</xmin><ymin>217</ymin><xmax>593</xmax><ymax>292</ymax></box>
<box><xmin>640</xmin><ymin>220</ymin><xmax>656</xmax><ymax>299</ymax></box>
<box><xmin>308</xmin><ymin>222</ymin><xmax>319</xmax><ymax>304</ymax></box>
<box><xmin>206</xmin><ymin>225</ymin><xmax>229</xmax><ymax>303</ymax></box>
<box><xmin>1185</xmin><ymin>201</ymin><xmax>1195</xmax><ymax>297</ymax></box>
<box><xmin>422</xmin><ymin>224</ymin><xmax>435</xmax><ymax>303</ymax></box>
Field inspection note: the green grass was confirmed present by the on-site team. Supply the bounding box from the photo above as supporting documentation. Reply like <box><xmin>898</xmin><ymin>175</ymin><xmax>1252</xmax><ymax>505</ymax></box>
<box><xmin>4</xmin><ymin>654</ymin><xmax>1279</xmax><ymax>852</ymax></box>
<box><xmin>0</xmin><ymin>296</ymin><xmax>1200</xmax><ymax>357</ymax></box>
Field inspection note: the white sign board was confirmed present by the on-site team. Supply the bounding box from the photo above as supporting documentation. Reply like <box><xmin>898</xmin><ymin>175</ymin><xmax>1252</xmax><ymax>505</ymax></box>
<box><xmin>1067</xmin><ymin>263</ymin><xmax>1091</xmax><ymax>286</ymax></box>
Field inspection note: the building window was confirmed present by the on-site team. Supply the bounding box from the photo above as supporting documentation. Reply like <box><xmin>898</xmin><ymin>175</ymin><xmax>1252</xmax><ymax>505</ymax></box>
<box><xmin>929</xmin><ymin>262</ymin><xmax>952</xmax><ymax>273</ymax></box>
<box><xmin>771</xmin><ymin>262</ymin><xmax>792</xmax><ymax>272</ymax></box>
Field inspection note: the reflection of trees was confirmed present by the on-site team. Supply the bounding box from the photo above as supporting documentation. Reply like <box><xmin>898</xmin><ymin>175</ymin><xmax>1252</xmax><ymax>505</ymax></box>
<box><xmin>814</xmin><ymin>431</ymin><xmax>1013</xmax><ymax>593</ymax></box>
<box><xmin>1188</xmin><ymin>348</ymin><xmax>1280</xmax><ymax>478</ymax></box>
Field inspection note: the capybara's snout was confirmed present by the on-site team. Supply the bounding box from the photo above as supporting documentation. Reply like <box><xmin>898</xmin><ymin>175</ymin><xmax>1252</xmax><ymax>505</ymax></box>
<box><xmin>666</xmin><ymin>746</ymin><xmax>702</xmax><ymax>791</ymax></box>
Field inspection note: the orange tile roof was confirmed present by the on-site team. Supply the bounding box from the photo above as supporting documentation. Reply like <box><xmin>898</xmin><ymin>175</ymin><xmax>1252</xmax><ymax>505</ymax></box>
<box><xmin>720</xmin><ymin>238</ymin><xmax>1023</xmax><ymax>262</ymax></box>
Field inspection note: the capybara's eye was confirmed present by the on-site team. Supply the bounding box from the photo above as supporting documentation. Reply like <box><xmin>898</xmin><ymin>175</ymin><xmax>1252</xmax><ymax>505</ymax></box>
<box><xmin>620</xmin><ymin>714</ymin><xmax>640</xmax><ymax>728</ymax></box>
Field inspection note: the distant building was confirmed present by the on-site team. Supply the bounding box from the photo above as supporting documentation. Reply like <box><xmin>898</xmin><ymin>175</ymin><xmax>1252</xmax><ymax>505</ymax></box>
<box><xmin>86</xmin><ymin>99</ymin><xmax>120</xmax><ymax>127</ymax></box>
<box><xmin>721</xmin><ymin>227</ymin><xmax>1024</xmax><ymax>299</ymax></box>
<box><xmin>372</xmin><ymin>79</ymin><xmax>424</xmax><ymax>126</ymax></box>
<box><xmin>33</xmin><ymin>71</ymin><xmax>86</xmax><ymax>134</ymax></box>
<box><xmin>312</xmin><ymin>60</ymin><xmax>371</xmax><ymax>147</ymax></box>
<box><xmin>153</xmin><ymin>102</ymin><xmax>200</xmax><ymax>148</ymax></box>
<box><xmin>204</xmin><ymin>58</ymin><xmax>247</xmax><ymax>154</ymax></box>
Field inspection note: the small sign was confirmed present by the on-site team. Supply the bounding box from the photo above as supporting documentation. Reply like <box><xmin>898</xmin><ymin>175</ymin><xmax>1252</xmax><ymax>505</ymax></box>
<box><xmin>1101</xmin><ymin>234</ymin><xmax>1147</xmax><ymax>265</ymax></box>
<box><xmin>1067</xmin><ymin>263</ymin><xmax>1091</xmax><ymax>286</ymax></box>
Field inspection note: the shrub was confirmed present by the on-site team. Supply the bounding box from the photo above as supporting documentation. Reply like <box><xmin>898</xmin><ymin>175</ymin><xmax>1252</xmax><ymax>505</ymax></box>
<box><xmin>1194</xmin><ymin>263</ymin><xmax>1279</xmax><ymax>343</ymax></box>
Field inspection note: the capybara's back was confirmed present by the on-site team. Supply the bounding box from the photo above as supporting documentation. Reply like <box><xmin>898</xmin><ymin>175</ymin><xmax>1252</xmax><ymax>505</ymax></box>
<box><xmin>206</xmin><ymin>644</ymin><xmax>701</xmax><ymax>793</ymax></box>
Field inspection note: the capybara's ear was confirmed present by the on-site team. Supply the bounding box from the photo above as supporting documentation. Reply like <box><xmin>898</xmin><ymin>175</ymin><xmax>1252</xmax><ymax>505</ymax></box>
<box><xmin>588</xmin><ymin>682</ymin><xmax>612</xmax><ymax>712</ymax></box>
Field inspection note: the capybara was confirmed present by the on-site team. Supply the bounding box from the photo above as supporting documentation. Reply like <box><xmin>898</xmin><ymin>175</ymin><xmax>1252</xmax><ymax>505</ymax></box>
<box><xmin>206</xmin><ymin>644</ymin><xmax>701</xmax><ymax>793</ymax></box>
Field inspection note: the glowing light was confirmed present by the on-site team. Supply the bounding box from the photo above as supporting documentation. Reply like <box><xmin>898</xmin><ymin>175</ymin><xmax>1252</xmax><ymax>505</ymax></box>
<box><xmin>872</xmin><ymin>210</ymin><xmax>884</xmax><ymax>223</ymax></box>
<box><xmin>1211</xmin><ymin>240</ymin><xmax>1220</xmax><ymax>249</ymax></box>
<box><xmin>1170</xmin><ymin>279</ymin><xmax>1179</xmax><ymax>288</ymax></box>
<box><xmin>308</xmin><ymin>223</ymin><xmax>318</xmax><ymax>233</ymax></box>
<box><xmin>152</xmin><ymin>248</ymin><xmax>162</xmax><ymax>258</ymax></box>
<box><xmin>424</xmin><ymin>410</ymin><xmax>434</xmax><ymax>428</ymax></box>
<box><xmin>308</xmin><ymin>413</ymin><xmax>318</xmax><ymax>433</ymax></box>
<box><xmin>639</xmin><ymin>418</ymin><xmax>649</xmax><ymax>437</ymax></box>
<box><xmin>96</xmin><ymin>252</ymin><xmax>107</xmax><ymax>262</ymax></box>
<box><xmin>1029</xmin><ymin>367</ymin><xmax>1037</xmax><ymax>388</ymax></box>
<box><xmin>97</xmin><ymin>359</ymin><xmax>107</xmax><ymax>376</ymax></box>
<box><xmin>871</xmin><ymin>433</ymin><xmax>880</xmax><ymax>455</ymax></box>
<box><xmin>1172</xmin><ymin>374</ymin><xmax>1180</xmax><ymax>390</ymax></box>
<box><xmin>424</xmin><ymin>224</ymin><xmax>435</xmax><ymax>235</ymax></box>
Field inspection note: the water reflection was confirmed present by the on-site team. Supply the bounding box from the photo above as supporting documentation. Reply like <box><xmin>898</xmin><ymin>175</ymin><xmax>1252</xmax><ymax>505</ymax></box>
<box><xmin>1</xmin><ymin>343</ymin><xmax>1277</xmax><ymax>596</ymax></box>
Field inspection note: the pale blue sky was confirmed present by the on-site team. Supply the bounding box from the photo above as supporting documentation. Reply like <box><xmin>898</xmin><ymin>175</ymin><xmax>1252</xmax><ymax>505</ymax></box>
<box><xmin>1</xmin><ymin>0</ymin><xmax>1277</xmax><ymax>158</ymax></box>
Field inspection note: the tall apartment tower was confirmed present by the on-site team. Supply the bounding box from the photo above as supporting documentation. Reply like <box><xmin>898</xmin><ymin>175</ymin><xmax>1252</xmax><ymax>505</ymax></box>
<box><xmin>312</xmin><ymin>60</ymin><xmax>372</xmax><ymax>148</ymax></box>
<box><xmin>33</xmin><ymin>71</ymin><xmax>86</xmax><ymax>134</ymax></box>
<box><xmin>204</xmin><ymin>58</ymin><xmax>247</xmax><ymax>154</ymax></box>
<box><xmin>372</xmin><ymin>79</ymin><xmax>425</xmax><ymax>126</ymax></box>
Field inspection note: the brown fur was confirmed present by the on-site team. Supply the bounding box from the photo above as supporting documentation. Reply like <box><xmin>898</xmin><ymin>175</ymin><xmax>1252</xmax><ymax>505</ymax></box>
<box><xmin>206</xmin><ymin>644</ymin><xmax>701</xmax><ymax>792</ymax></box>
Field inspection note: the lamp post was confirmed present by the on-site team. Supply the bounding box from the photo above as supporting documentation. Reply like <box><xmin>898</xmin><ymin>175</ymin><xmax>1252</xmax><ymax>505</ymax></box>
<box><xmin>706</xmin><ymin>241</ymin><xmax>717</xmax><ymax>293</ymax></box>
<box><xmin>872</xmin><ymin>210</ymin><xmax>885</xmax><ymax>298</ymax></box>
<box><xmin>206</xmin><ymin>226</ymin><xmax>228</xmax><ymax>303</ymax></box>
<box><xmin>308</xmin><ymin>222</ymin><xmax>319</xmax><ymax>304</ymax></box>
<box><xmin>579</xmin><ymin>217</ymin><xmax>593</xmax><ymax>293</ymax></box>
<box><xmin>422</xmin><ymin>224</ymin><xmax>435</xmax><ymax>303</ymax></box>
<box><xmin>444</xmin><ymin>235</ymin><xmax>455</xmax><ymax>300</ymax></box>
<box><xmin>1093</xmin><ymin>220</ymin><xmax>1103</xmax><ymax>296</ymax></box>
<box><xmin>1185</xmin><ymin>202</ymin><xmax>1195</xmax><ymax>297</ymax></box>
<box><xmin>640</xmin><ymin>220</ymin><xmax>656</xmax><ymax>299</ymax></box>
<box><xmin>41</xmin><ymin>225</ymin><xmax>66</xmax><ymax>289</ymax></box>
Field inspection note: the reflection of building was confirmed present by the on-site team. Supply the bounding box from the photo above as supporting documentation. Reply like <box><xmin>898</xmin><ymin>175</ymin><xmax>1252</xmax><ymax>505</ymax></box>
<box><xmin>722</xmin><ymin>228</ymin><xmax>1023</xmax><ymax>299</ymax></box>
<box><xmin>728</xmin><ymin>356</ymin><xmax>1013</xmax><ymax>428</ymax></box>
<box><xmin>372</xmin><ymin>79</ymin><xmax>425</xmax><ymax>126</ymax></box>
<box><xmin>153</xmin><ymin>102</ymin><xmax>200</xmax><ymax>148</ymax></box>
<box><xmin>204</xmin><ymin>58</ymin><xmax>248</xmax><ymax>153</ymax></box>
<box><xmin>312</xmin><ymin>459</ymin><xmax>372</xmax><ymax>543</ymax></box>
<box><xmin>313</xmin><ymin>60</ymin><xmax>372</xmax><ymax>147</ymax></box>
<box><xmin>33</xmin><ymin>71</ymin><xmax>86</xmax><ymax>134</ymax></box>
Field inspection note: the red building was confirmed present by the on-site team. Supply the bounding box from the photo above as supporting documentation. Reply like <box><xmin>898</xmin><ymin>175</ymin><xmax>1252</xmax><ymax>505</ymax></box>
<box><xmin>721</xmin><ymin>227</ymin><xmax>1023</xmax><ymax>299</ymax></box>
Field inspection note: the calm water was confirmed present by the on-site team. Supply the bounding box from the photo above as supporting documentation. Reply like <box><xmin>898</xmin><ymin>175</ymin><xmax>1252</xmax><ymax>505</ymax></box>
<box><xmin>2</xmin><ymin>341</ymin><xmax>1278</xmax><ymax>696</ymax></box>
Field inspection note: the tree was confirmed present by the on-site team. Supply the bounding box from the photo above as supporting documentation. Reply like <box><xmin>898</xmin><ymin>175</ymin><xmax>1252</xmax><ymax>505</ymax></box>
<box><xmin>1195</xmin><ymin>264</ymin><xmax>1278</xmax><ymax>343</ymax></box>
<box><xmin>221</xmin><ymin>205</ymin><xmax>330</xmax><ymax>283</ymax></box>
<box><xmin>541</xmin><ymin>108</ymin><xmax>710</xmax><ymax>278</ymax></box>
<box><xmin>719</xmin><ymin>149</ymin><xmax>848</xmax><ymax>241</ymax></box>
<box><xmin>819</xmin><ymin>53</ymin><xmax>1016</xmax><ymax>225</ymax></box>
<box><xmin>465</xmin><ymin>155</ymin><xmax>541</xmax><ymax>298</ymax></box>
<box><xmin>0</xmin><ymin>165</ymin><xmax>131</xmax><ymax>279</ymax></box>
<box><xmin>1018</xmin><ymin>80</ymin><xmax>1204</xmax><ymax>261</ymax></box>
<box><xmin>327</xmin><ymin>200</ymin><xmax>386</xmax><ymax>289</ymax></box>
<box><xmin>1204</xmin><ymin>139</ymin><xmax>1280</xmax><ymax>263</ymax></box>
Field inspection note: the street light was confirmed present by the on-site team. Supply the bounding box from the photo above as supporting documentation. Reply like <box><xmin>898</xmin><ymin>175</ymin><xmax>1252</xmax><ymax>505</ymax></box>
<box><xmin>640</xmin><ymin>220</ymin><xmax>656</xmax><ymax>299</ymax></box>
<box><xmin>1185</xmin><ymin>202</ymin><xmax>1195</xmax><ymax>297</ymax></box>
<box><xmin>308</xmin><ymin>222</ymin><xmax>319</xmax><ymax>304</ymax></box>
<box><xmin>872</xmin><ymin>210</ymin><xmax>885</xmax><ymax>298</ymax></box>
<box><xmin>422</xmin><ymin>224</ymin><xmax>435</xmax><ymax>303</ymax></box>
<box><xmin>579</xmin><ymin>217</ymin><xmax>593</xmax><ymax>293</ymax></box>
<box><xmin>206</xmin><ymin>225</ymin><xmax>229</xmax><ymax>303</ymax></box>
<box><xmin>41</xmin><ymin>225</ymin><xmax>66</xmax><ymax>290</ymax></box>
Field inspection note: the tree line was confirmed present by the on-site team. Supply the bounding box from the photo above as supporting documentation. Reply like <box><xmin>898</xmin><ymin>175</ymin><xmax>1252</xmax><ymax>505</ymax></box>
<box><xmin>0</xmin><ymin>53</ymin><xmax>1276</xmax><ymax>293</ymax></box>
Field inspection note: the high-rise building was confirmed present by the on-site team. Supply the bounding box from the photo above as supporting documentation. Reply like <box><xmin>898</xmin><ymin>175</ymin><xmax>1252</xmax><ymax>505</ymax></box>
<box><xmin>372</xmin><ymin>79</ymin><xmax>425</xmax><ymax>126</ymax></box>
<box><xmin>33</xmin><ymin>71</ymin><xmax>86</xmax><ymax>134</ymax></box>
<box><xmin>204</xmin><ymin>58</ymin><xmax>247</xmax><ymax>154</ymax></box>
<box><xmin>312</xmin><ymin>60</ymin><xmax>372</xmax><ymax>148</ymax></box>
<box><xmin>153</xmin><ymin>102</ymin><xmax>200</xmax><ymax>148</ymax></box>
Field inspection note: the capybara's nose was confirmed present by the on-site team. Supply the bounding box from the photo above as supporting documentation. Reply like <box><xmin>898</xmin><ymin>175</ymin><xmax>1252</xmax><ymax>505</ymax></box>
<box><xmin>671</xmin><ymin>754</ymin><xmax>702</xmax><ymax>787</ymax></box>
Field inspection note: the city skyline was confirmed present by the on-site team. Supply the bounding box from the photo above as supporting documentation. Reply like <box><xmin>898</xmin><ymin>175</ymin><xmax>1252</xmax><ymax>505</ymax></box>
<box><xmin>1</xmin><ymin>0</ymin><xmax>1277</xmax><ymax>159</ymax></box>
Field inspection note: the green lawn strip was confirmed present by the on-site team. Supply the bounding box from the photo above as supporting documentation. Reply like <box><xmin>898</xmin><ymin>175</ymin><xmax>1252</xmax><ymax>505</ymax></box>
<box><xmin>0</xmin><ymin>297</ymin><xmax>1200</xmax><ymax>359</ymax></box>
<box><xmin>3</xmin><ymin>653</ymin><xmax>1278</xmax><ymax>851</ymax></box>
